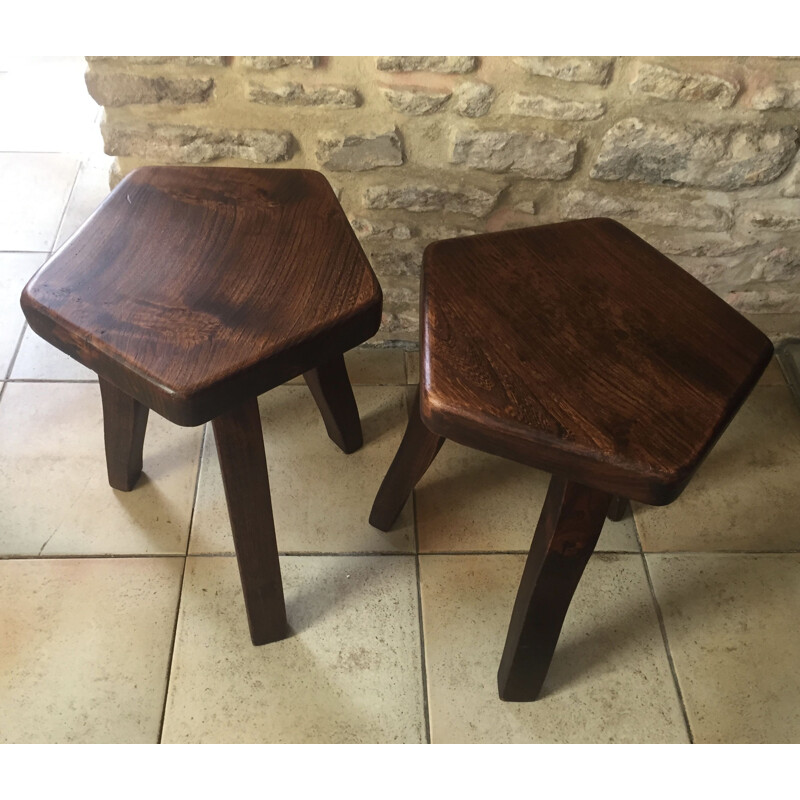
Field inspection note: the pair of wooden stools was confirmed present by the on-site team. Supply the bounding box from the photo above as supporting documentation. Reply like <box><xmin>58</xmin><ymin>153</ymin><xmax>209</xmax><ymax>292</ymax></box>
<box><xmin>21</xmin><ymin>167</ymin><xmax>772</xmax><ymax>701</ymax></box>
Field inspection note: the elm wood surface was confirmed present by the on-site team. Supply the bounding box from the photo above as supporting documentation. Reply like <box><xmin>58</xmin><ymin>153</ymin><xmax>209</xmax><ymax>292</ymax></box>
<box><xmin>213</xmin><ymin>398</ymin><xmax>287</xmax><ymax>645</ymax></box>
<box><xmin>421</xmin><ymin>218</ymin><xmax>773</xmax><ymax>506</ymax></box>
<box><xmin>372</xmin><ymin>218</ymin><xmax>773</xmax><ymax>700</ymax></box>
<box><xmin>303</xmin><ymin>355</ymin><xmax>363</xmax><ymax>454</ymax></box>
<box><xmin>20</xmin><ymin>166</ymin><xmax>382</xmax><ymax>427</ymax></box>
<box><xmin>497</xmin><ymin>477</ymin><xmax>611</xmax><ymax>701</ymax></box>
<box><xmin>369</xmin><ymin>387</ymin><xmax>445</xmax><ymax>531</ymax></box>
<box><xmin>99</xmin><ymin>377</ymin><xmax>149</xmax><ymax>492</ymax></box>
<box><xmin>606</xmin><ymin>495</ymin><xmax>629</xmax><ymax>522</ymax></box>
<box><xmin>19</xmin><ymin>166</ymin><xmax>381</xmax><ymax>647</ymax></box>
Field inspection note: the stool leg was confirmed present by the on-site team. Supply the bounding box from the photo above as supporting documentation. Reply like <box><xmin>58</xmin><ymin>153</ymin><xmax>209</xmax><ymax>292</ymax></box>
<box><xmin>212</xmin><ymin>397</ymin><xmax>288</xmax><ymax>646</ymax></box>
<box><xmin>498</xmin><ymin>476</ymin><xmax>611</xmax><ymax>701</ymax></box>
<box><xmin>99</xmin><ymin>378</ymin><xmax>149</xmax><ymax>492</ymax></box>
<box><xmin>369</xmin><ymin>387</ymin><xmax>445</xmax><ymax>531</ymax></box>
<box><xmin>303</xmin><ymin>354</ymin><xmax>363</xmax><ymax>454</ymax></box>
<box><xmin>607</xmin><ymin>494</ymin><xmax>630</xmax><ymax>521</ymax></box>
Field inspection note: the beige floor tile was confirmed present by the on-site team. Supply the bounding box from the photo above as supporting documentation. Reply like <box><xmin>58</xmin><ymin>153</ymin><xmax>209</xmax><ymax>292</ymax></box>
<box><xmin>634</xmin><ymin>386</ymin><xmax>800</xmax><ymax>551</ymax></box>
<box><xmin>53</xmin><ymin>157</ymin><xmax>113</xmax><ymax>249</ymax></box>
<box><xmin>416</xmin><ymin>440</ymin><xmax>639</xmax><ymax>553</ymax></box>
<box><xmin>405</xmin><ymin>350</ymin><xmax>420</xmax><ymax>384</ymax></box>
<box><xmin>190</xmin><ymin>385</ymin><xmax>414</xmax><ymax>554</ymax></box>
<box><xmin>647</xmin><ymin>553</ymin><xmax>800</xmax><ymax>743</ymax></box>
<box><xmin>162</xmin><ymin>554</ymin><xmax>424</xmax><ymax>743</ymax></box>
<box><xmin>0</xmin><ymin>58</ymin><xmax>100</xmax><ymax>154</ymax></box>
<box><xmin>0</xmin><ymin>382</ymin><xmax>203</xmax><ymax>556</ymax></box>
<box><xmin>0</xmin><ymin>253</ymin><xmax>45</xmax><ymax>377</ymax></box>
<box><xmin>759</xmin><ymin>356</ymin><xmax>788</xmax><ymax>387</ymax></box>
<box><xmin>0</xmin><ymin>557</ymin><xmax>182</xmax><ymax>743</ymax></box>
<box><xmin>420</xmin><ymin>553</ymin><xmax>687</xmax><ymax>742</ymax></box>
<box><xmin>0</xmin><ymin>153</ymin><xmax>80</xmax><ymax>251</ymax></box>
<box><xmin>285</xmin><ymin>347</ymin><xmax>406</xmax><ymax>386</ymax></box>
<box><xmin>10</xmin><ymin>327</ymin><xmax>97</xmax><ymax>380</ymax></box>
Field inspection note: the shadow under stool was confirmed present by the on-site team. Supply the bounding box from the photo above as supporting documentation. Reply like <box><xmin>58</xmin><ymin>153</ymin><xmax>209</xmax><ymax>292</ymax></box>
<box><xmin>369</xmin><ymin>218</ymin><xmax>773</xmax><ymax>701</ymax></box>
<box><xmin>21</xmin><ymin>166</ymin><xmax>382</xmax><ymax>646</ymax></box>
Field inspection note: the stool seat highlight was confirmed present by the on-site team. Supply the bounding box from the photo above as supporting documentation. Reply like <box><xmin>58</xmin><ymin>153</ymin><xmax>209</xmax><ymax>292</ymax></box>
<box><xmin>370</xmin><ymin>217</ymin><xmax>773</xmax><ymax>701</ymax></box>
<box><xmin>22</xmin><ymin>166</ymin><xmax>382</xmax><ymax>646</ymax></box>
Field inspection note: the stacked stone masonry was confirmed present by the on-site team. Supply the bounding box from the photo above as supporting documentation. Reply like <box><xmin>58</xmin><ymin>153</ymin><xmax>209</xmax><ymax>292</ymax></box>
<box><xmin>85</xmin><ymin>55</ymin><xmax>800</xmax><ymax>341</ymax></box>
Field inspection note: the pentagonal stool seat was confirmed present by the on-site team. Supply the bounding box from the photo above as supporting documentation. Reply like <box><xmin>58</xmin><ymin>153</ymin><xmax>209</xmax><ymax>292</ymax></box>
<box><xmin>370</xmin><ymin>217</ymin><xmax>772</xmax><ymax>700</ymax></box>
<box><xmin>22</xmin><ymin>166</ymin><xmax>382</xmax><ymax>645</ymax></box>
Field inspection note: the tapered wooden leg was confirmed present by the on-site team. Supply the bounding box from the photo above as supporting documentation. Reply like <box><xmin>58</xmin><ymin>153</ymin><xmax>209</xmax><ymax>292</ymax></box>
<box><xmin>213</xmin><ymin>397</ymin><xmax>288</xmax><ymax>646</ymax></box>
<box><xmin>607</xmin><ymin>494</ymin><xmax>630</xmax><ymax>521</ymax></box>
<box><xmin>498</xmin><ymin>476</ymin><xmax>612</xmax><ymax>701</ymax></box>
<box><xmin>369</xmin><ymin>387</ymin><xmax>445</xmax><ymax>531</ymax></box>
<box><xmin>303</xmin><ymin>354</ymin><xmax>363</xmax><ymax>454</ymax></box>
<box><xmin>99</xmin><ymin>377</ymin><xmax>149</xmax><ymax>492</ymax></box>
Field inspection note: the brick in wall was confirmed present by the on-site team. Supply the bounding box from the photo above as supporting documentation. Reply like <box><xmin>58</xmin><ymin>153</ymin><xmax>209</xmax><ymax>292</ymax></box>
<box><xmin>450</xmin><ymin>129</ymin><xmax>577</xmax><ymax>180</ymax></box>
<box><xmin>752</xmin><ymin>82</ymin><xmax>800</xmax><ymax>110</ymax></box>
<box><xmin>591</xmin><ymin>118</ymin><xmax>799</xmax><ymax>190</ymax></box>
<box><xmin>380</xmin><ymin>86</ymin><xmax>451</xmax><ymax>115</ymax></box>
<box><xmin>561</xmin><ymin>188</ymin><xmax>733</xmax><ymax>231</ymax></box>
<box><xmin>631</xmin><ymin>63</ymin><xmax>740</xmax><ymax>107</ymax></box>
<box><xmin>241</xmin><ymin>57</ymin><xmax>318</xmax><ymax>70</ymax></box>
<box><xmin>249</xmin><ymin>82</ymin><xmax>361</xmax><ymax>108</ymax></box>
<box><xmin>86</xmin><ymin>56</ymin><xmax>224</xmax><ymax>66</ymax></box>
<box><xmin>85</xmin><ymin>73</ymin><xmax>214</xmax><ymax>107</ymax></box>
<box><xmin>452</xmin><ymin>82</ymin><xmax>494</xmax><ymax>117</ymax></box>
<box><xmin>750</xmin><ymin>248</ymin><xmax>800</xmax><ymax>281</ymax></box>
<box><xmin>727</xmin><ymin>290</ymin><xmax>800</xmax><ymax>314</ymax></box>
<box><xmin>363</xmin><ymin>184</ymin><xmax>501</xmax><ymax>217</ymax></box>
<box><xmin>102</xmin><ymin>122</ymin><xmax>294</xmax><ymax>164</ymax></box>
<box><xmin>512</xmin><ymin>56</ymin><xmax>614</xmax><ymax>85</ymax></box>
<box><xmin>509</xmin><ymin>92</ymin><xmax>606</xmax><ymax>121</ymax></box>
<box><xmin>376</xmin><ymin>56</ymin><xmax>477</xmax><ymax>73</ymax></box>
<box><xmin>317</xmin><ymin>130</ymin><xmax>404</xmax><ymax>171</ymax></box>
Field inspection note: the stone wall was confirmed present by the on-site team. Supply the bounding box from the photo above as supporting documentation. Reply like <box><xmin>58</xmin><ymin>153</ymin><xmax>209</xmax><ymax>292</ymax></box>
<box><xmin>85</xmin><ymin>55</ymin><xmax>800</xmax><ymax>343</ymax></box>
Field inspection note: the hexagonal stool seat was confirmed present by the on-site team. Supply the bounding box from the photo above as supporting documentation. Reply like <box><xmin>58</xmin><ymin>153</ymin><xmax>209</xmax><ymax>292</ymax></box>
<box><xmin>370</xmin><ymin>218</ymin><xmax>773</xmax><ymax>701</ymax></box>
<box><xmin>21</xmin><ymin>166</ymin><xmax>381</xmax><ymax>645</ymax></box>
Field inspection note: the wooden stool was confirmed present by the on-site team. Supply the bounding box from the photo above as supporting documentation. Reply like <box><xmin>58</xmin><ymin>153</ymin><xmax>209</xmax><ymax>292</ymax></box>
<box><xmin>21</xmin><ymin>166</ymin><xmax>381</xmax><ymax>646</ymax></box>
<box><xmin>370</xmin><ymin>218</ymin><xmax>773</xmax><ymax>701</ymax></box>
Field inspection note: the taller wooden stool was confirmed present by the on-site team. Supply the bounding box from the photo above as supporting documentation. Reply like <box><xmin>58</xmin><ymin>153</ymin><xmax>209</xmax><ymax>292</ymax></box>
<box><xmin>370</xmin><ymin>218</ymin><xmax>773</xmax><ymax>701</ymax></box>
<box><xmin>21</xmin><ymin>166</ymin><xmax>382</xmax><ymax>646</ymax></box>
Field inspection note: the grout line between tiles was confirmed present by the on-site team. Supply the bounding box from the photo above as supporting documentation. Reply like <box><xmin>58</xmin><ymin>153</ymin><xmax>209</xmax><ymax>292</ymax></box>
<box><xmin>4</xmin><ymin>378</ymin><xmax>99</xmax><ymax>383</ymax></box>
<box><xmin>157</xmin><ymin>549</ymin><xmax>190</xmax><ymax>745</ymax></box>
<box><xmin>8</xmin><ymin>549</ymin><xmax>794</xmax><ymax>561</ymax></box>
<box><xmin>157</xmin><ymin>422</ymin><xmax>207</xmax><ymax>744</ymax></box>
<box><xmin>414</xmin><ymin>551</ymin><xmax>431</xmax><ymax>745</ymax></box>
<box><xmin>412</xmin><ymin>491</ymin><xmax>432</xmax><ymax>744</ymax></box>
<box><xmin>0</xmin><ymin>149</ymin><xmax>79</xmax><ymax>155</ymax></box>
<box><xmin>0</xmin><ymin>250</ymin><xmax>50</xmax><ymax>255</ymax></box>
<box><xmin>639</xmin><ymin>551</ymin><xmax>695</xmax><ymax>744</ymax></box>
<box><xmin>2</xmin><ymin>550</ymin><xmax>798</xmax><ymax>562</ymax></box>
<box><xmin>3</xmin><ymin>322</ymin><xmax>27</xmax><ymax>382</ymax></box>
<box><xmin>48</xmin><ymin>158</ymin><xmax>82</xmax><ymax>254</ymax></box>
<box><xmin>0</xmin><ymin>553</ymin><xmax>187</xmax><ymax>561</ymax></box>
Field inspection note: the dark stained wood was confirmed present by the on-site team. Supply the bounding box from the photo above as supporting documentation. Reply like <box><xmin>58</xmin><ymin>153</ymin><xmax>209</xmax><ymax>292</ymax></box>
<box><xmin>498</xmin><ymin>477</ymin><xmax>611</xmax><ymax>701</ymax></box>
<box><xmin>421</xmin><ymin>218</ymin><xmax>773</xmax><ymax>505</ymax></box>
<box><xmin>21</xmin><ymin>167</ymin><xmax>382</xmax><ymax>427</ymax></box>
<box><xmin>371</xmin><ymin>217</ymin><xmax>774</xmax><ymax>700</ymax></box>
<box><xmin>99</xmin><ymin>377</ymin><xmax>149</xmax><ymax>491</ymax></box>
<box><xmin>606</xmin><ymin>495</ymin><xmax>630</xmax><ymax>522</ymax></box>
<box><xmin>369</xmin><ymin>387</ymin><xmax>445</xmax><ymax>531</ymax></box>
<box><xmin>213</xmin><ymin>397</ymin><xmax>287</xmax><ymax>646</ymax></box>
<box><xmin>303</xmin><ymin>354</ymin><xmax>363</xmax><ymax>454</ymax></box>
<box><xmin>19</xmin><ymin>166</ymin><xmax>381</xmax><ymax>649</ymax></box>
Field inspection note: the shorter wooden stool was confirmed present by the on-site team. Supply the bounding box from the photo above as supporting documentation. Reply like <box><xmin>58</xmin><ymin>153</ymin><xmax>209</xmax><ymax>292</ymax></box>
<box><xmin>370</xmin><ymin>218</ymin><xmax>772</xmax><ymax>701</ymax></box>
<box><xmin>21</xmin><ymin>166</ymin><xmax>381</xmax><ymax>646</ymax></box>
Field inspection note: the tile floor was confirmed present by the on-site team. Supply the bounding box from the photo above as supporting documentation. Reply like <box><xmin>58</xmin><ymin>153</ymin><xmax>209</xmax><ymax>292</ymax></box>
<box><xmin>1</xmin><ymin>58</ymin><xmax>800</xmax><ymax>744</ymax></box>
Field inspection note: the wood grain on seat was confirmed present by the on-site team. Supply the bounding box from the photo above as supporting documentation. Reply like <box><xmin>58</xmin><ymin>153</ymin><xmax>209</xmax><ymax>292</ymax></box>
<box><xmin>21</xmin><ymin>167</ymin><xmax>382</xmax><ymax>426</ymax></box>
<box><xmin>420</xmin><ymin>218</ymin><xmax>773</xmax><ymax>505</ymax></box>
